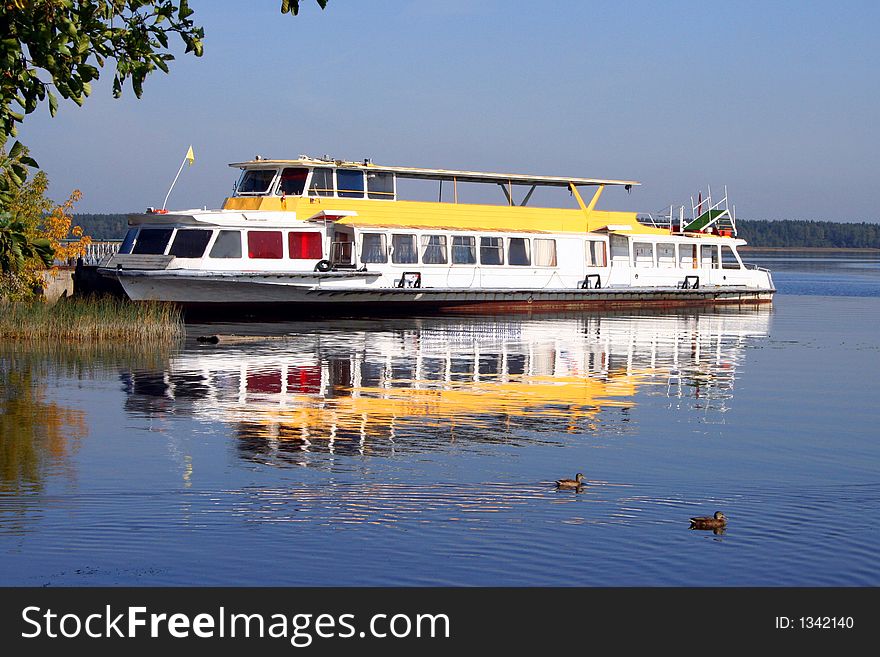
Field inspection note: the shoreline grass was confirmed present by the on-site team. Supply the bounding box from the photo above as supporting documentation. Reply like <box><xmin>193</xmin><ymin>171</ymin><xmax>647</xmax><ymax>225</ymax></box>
<box><xmin>0</xmin><ymin>297</ymin><xmax>184</xmax><ymax>343</ymax></box>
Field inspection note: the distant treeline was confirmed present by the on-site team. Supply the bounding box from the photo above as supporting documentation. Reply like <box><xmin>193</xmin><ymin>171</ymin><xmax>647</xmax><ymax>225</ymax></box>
<box><xmin>736</xmin><ymin>220</ymin><xmax>880</xmax><ymax>248</ymax></box>
<box><xmin>71</xmin><ymin>213</ymin><xmax>131</xmax><ymax>239</ymax></box>
<box><xmin>71</xmin><ymin>213</ymin><xmax>880</xmax><ymax>249</ymax></box>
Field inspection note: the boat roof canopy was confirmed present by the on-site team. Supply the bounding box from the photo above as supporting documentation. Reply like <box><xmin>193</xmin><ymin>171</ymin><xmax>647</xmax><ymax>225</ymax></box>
<box><xmin>228</xmin><ymin>156</ymin><xmax>640</xmax><ymax>188</ymax></box>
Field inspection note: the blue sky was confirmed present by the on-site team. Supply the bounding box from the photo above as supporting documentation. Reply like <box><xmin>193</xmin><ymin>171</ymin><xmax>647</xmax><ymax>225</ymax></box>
<box><xmin>19</xmin><ymin>0</ymin><xmax>880</xmax><ymax>220</ymax></box>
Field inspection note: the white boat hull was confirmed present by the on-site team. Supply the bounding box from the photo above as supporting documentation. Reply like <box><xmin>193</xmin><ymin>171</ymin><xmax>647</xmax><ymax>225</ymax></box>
<box><xmin>106</xmin><ymin>269</ymin><xmax>774</xmax><ymax>314</ymax></box>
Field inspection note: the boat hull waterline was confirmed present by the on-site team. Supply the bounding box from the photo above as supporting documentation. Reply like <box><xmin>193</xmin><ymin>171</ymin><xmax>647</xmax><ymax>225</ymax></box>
<box><xmin>114</xmin><ymin>271</ymin><xmax>773</xmax><ymax>314</ymax></box>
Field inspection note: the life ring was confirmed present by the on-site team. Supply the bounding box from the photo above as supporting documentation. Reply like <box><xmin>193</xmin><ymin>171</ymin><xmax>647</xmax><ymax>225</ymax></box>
<box><xmin>314</xmin><ymin>260</ymin><xmax>332</xmax><ymax>272</ymax></box>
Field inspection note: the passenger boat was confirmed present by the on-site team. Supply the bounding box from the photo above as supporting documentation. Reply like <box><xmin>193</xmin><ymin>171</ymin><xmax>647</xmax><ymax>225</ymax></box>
<box><xmin>100</xmin><ymin>155</ymin><xmax>775</xmax><ymax>314</ymax></box>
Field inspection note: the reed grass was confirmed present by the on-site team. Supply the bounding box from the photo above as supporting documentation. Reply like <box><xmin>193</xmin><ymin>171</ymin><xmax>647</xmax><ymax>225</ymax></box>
<box><xmin>0</xmin><ymin>297</ymin><xmax>184</xmax><ymax>343</ymax></box>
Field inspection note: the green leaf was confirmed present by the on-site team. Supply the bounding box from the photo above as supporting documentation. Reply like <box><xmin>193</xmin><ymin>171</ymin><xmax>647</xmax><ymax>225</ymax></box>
<box><xmin>79</xmin><ymin>64</ymin><xmax>99</xmax><ymax>82</ymax></box>
<box><xmin>48</xmin><ymin>90</ymin><xmax>59</xmax><ymax>117</ymax></box>
<box><xmin>282</xmin><ymin>0</ymin><xmax>327</xmax><ymax>15</ymax></box>
<box><xmin>132</xmin><ymin>72</ymin><xmax>144</xmax><ymax>98</ymax></box>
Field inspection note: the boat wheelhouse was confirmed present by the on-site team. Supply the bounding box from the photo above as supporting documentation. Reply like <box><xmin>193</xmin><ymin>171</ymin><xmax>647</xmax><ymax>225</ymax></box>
<box><xmin>100</xmin><ymin>155</ymin><xmax>775</xmax><ymax>313</ymax></box>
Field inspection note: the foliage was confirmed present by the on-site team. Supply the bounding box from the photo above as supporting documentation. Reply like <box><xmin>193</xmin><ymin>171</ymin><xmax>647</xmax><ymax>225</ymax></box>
<box><xmin>0</xmin><ymin>0</ymin><xmax>205</xmax><ymax>152</ymax></box>
<box><xmin>737</xmin><ymin>220</ymin><xmax>880</xmax><ymax>249</ymax></box>
<box><xmin>0</xmin><ymin>213</ymin><xmax>52</xmax><ymax>298</ymax></box>
<box><xmin>0</xmin><ymin>140</ymin><xmax>37</xmax><ymax>208</ymax></box>
<box><xmin>0</xmin><ymin>215</ymin><xmax>53</xmax><ymax>273</ymax></box>
<box><xmin>6</xmin><ymin>164</ymin><xmax>90</xmax><ymax>259</ymax></box>
<box><xmin>0</xmin><ymin>156</ymin><xmax>89</xmax><ymax>299</ymax></box>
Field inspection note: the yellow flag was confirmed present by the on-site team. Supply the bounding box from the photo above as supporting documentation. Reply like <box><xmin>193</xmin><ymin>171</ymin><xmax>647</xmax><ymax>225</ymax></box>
<box><xmin>185</xmin><ymin>145</ymin><xmax>195</xmax><ymax>166</ymax></box>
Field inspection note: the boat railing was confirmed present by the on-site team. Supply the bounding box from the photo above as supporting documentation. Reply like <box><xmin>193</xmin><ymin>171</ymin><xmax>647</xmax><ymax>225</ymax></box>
<box><xmin>636</xmin><ymin>212</ymin><xmax>672</xmax><ymax>229</ymax></box>
<box><xmin>686</xmin><ymin>185</ymin><xmax>737</xmax><ymax>235</ymax></box>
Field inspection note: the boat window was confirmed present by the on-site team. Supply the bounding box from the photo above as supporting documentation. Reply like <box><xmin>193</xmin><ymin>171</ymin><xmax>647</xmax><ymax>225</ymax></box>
<box><xmin>421</xmin><ymin>235</ymin><xmax>448</xmax><ymax>264</ymax></box>
<box><xmin>247</xmin><ymin>231</ymin><xmax>284</xmax><ymax>259</ymax></box>
<box><xmin>721</xmin><ymin>245</ymin><xmax>741</xmax><ymax>269</ymax></box>
<box><xmin>585</xmin><ymin>240</ymin><xmax>606</xmax><ymax>267</ymax></box>
<box><xmin>678</xmin><ymin>243</ymin><xmax>697</xmax><ymax>269</ymax></box>
<box><xmin>633</xmin><ymin>242</ymin><xmax>654</xmax><ymax>268</ymax></box>
<box><xmin>132</xmin><ymin>228</ymin><xmax>173</xmax><ymax>255</ymax></box>
<box><xmin>309</xmin><ymin>168</ymin><xmax>334</xmax><ymax>197</ymax></box>
<box><xmin>119</xmin><ymin>228</ymin><xmax>137</xmax><ymax>255</ymax></box>
<box><xmin>452</xmin><ymin>236</ymin><xmax>476</xmax><ymax>264</ymax></box>
<box><xmin>169</xmin><ymin>229</ymin><xmax>212</xmax><ymax>258</ymax></box>
<box><xmin>209</xmin><ymin>230</ymin><xmax>242</xmax><ymax>258</ymax></box>
<box><xmin>480</xmin><ymin>237</ymin><xmax>504</xmax><ymax>265</ymax></box>
<box><xmin>610</xmin><ymin>235</ymin><xmax>629</xmax><ymax>265</ymax></box>
<box><xmin>360</xmin><ymin>233</ymin><xmax>388</xmax><ymax>263</ymax></box>
<box><xmin>507</xmin><ymin>238</ymin><xmax>530</xmax><ymax>266</ymax></box>
<box><xmin>367</xmin><ymin>171</ymin><xmax>394</xmax><ymax>199</ymax></box>
<box><xmin>534</xmin><ymin>239</ymin><xmax>557</xmax><ymax>267</ymax></box>
<box><xmin>279</xmin><ymin>167</ymin><xmax>309</xmax><ymax>196</ymax></box>
<box><xmin>288</xmin><ymin>231</ymin><xmax>323</xmax><ymax>259</ymax></box>
<box><xmin>391</xmin><ymin>234</ymin><xmax>418</xmax><ymax>264</ymax></box>
<box><xmin>657</xmin><ymin>243</ymin><xmax>675</xmax><ymax>268</ymax></box>
<box><xmin>237</xmin><ymin>169</ymin><xmax>276</xmax><ymax>195</ymax></box>
<box><xmin>337</xmin><ymin>169</ymin><xmax>365</xmax><ymax>198</ymax></box>
<box><xmin>701</xmin><ymin>244</ymin><xmax>718</xmax><ymax>268</ymax></box>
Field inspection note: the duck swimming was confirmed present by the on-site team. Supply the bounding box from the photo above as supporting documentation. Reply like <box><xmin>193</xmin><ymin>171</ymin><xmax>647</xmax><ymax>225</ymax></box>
<box><xmin>555</xmin><ymin>473</ymin><xmax>585</xmax><ymax>489</ymax></box>
<box><xmin>689</xmin><ymin>511</ymin><xmax>727</xmax><ymax>530</ymax></box>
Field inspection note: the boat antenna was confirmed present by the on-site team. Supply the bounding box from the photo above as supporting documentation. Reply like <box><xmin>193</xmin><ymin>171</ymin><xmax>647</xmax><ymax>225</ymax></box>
<box><xmin>162</xmin><ymin>145</ymin><xmax>195</xmax><ymax>210</ymax></box>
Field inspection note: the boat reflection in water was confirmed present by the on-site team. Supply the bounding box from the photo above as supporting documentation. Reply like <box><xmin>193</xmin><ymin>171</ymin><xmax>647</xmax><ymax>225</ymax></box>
<box><xmin>122</xmin><ymin>309</ymin><xmax>770</xmax><ymax>466</ymax></box>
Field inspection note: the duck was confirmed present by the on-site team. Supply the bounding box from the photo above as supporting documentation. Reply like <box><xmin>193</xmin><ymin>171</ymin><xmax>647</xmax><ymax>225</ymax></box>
<box><xmin>689</xmin><ymin>511</ymin><xmax>727</xmax><ymax>530</ymax></box>
<box><xmin>555</xmin><ymin>473</ymin><xmax>585</xmax><ymax>489</ymax></box>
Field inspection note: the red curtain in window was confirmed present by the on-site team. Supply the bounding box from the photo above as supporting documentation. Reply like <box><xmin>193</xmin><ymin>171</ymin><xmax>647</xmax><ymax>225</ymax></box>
<box><xmin>288</xmin><ymin>232</ymin><xmax>323</xmax><ymax>259</ymax></box>
<box><xmin>247</xmin><ymin>231</ymin><xmax>283</xmax><ymax>259</ymax></box>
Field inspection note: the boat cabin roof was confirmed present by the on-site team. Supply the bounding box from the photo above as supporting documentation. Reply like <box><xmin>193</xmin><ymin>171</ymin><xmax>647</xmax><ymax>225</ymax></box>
<box><xmin>228</xmin><ymin>156</ymin><xmax>640</xmax><ymax>189</ymax></box>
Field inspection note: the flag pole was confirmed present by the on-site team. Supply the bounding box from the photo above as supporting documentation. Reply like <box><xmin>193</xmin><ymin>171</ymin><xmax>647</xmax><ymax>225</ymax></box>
<box><xmin>162</xmin><ymin>146</ymin><xmax>194</xmax><ymax>210</ymax></box>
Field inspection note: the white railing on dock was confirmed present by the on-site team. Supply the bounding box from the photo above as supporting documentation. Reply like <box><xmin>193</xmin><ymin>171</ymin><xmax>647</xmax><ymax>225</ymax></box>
<box><xmin>58</xmin><ymin>239</ymin><xmax>123</xmax><ymax>265</ymax></box>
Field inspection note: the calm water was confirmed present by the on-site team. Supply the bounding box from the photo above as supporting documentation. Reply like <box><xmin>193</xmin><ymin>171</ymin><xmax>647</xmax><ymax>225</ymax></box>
<box><xmin>1</xmin><ymin>252</ymin><xmax>878</xmax><ymax>586</ymax></box>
